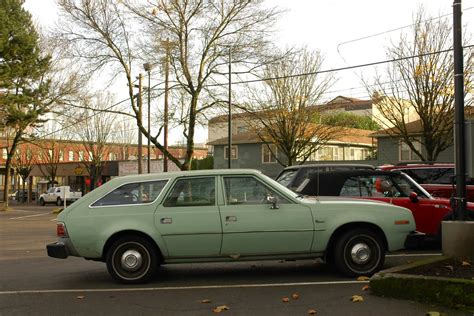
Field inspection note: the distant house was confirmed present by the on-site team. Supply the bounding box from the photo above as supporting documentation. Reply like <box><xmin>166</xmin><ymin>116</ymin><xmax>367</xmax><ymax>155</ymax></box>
<box><xmin>208</xmin><ymin>127</ymin><xmax>376</xmax><ymax>178</ymax></box>
<box><xmin>372</xmin><ymin>113</ymin><xmax>474</xmax><ymax>165</ymax></box>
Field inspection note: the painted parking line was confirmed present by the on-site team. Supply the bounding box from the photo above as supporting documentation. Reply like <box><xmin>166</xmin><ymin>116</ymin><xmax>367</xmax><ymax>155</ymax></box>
<box><xmin>9</xmin><ymin>212</ymin><xmax>52</xmax><ymax>220</ymax></box>
<box><xmin>0</xmin><ymin>280</ymin><xmax>368</xmax><ymax>296</ymax></box>
<box><xmin>386</xmin><ymin>253</ymin><xmax>442</xmax><ymax>257</ymax></box>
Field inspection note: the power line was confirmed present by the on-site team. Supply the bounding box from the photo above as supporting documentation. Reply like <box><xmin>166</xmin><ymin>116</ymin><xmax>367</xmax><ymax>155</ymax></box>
<box><xmin>33</xmin><ymin>45</ymin><xmax>474</xmax><ymax>141</ymax></box>
<box><xmin>336</xmin><ymin>7</ymin><xmax>474</xmax><ymax>53</ymax></box>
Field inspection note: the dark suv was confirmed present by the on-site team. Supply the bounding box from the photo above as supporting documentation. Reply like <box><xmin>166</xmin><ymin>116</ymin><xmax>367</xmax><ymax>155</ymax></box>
<box><xmin>275</xmin><ymin>163</ymin><xmax>375</xmax><ymax>191</ymax></box>
<box><xmin>379</xmin><ymin>163</ymin><xmax>474</xmax><ymax>202</ymax></box>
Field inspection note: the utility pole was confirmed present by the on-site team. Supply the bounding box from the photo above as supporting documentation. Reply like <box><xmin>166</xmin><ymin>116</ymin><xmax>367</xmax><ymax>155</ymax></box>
<box><xmin>453</xmin><ymin>0</ymin><xmax>467</xmax><ymax>220</ymax></box>
<box><xmin>137</xmin><ymin>73</ymin><xmax>143</xmax><ymax>174</ymax></box>
<box><xmin>228</xmin><ymin>49</ymin><xmax>232</xmax><ymax>169</ymax></box>
<box><xmin>162</xmin><ymin>39</ymin><xmax>172</xmax><ymax>172</ymax></box>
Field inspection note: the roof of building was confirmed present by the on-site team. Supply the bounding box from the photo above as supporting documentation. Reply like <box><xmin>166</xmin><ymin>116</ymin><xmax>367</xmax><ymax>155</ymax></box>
<box><xmin>207</xmin><ymin>126</ymin><xmax>375</xmax><ymax>146</ymax></box>
<box><xmin>371</xmin><ymin>107</ymin><xmax>474</xmax><ymax>138</ymax></box>
<box><xmin>208</xmin><ymin>96</ymin><xmax>373</xmax><ymax>124</ymax></box>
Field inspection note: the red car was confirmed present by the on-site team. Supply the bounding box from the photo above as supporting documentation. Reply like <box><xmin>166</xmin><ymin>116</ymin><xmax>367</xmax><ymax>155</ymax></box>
<box><xmin>379</xmin><ymin>163</ymin><xmax>474</xmax><ymax>202</ymax></box>
<box><xmin>295</xmin><ymin>170</ymin><xmax>474</xmax><ymax>239</ymax></box>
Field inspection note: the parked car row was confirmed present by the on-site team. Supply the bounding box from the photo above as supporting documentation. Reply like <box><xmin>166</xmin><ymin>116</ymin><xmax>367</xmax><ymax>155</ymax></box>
<box><xmin>47</xmin><ymin>169</ymin><xmax>421</xmax><ymax>284</ymax></box>
<box><xmin>286</xmin><ymin>169</ymin><xmax>474</xmax><ymax>239</ymax></box>
<box><xmin>46</xmin><ymin>162</ymin><xmax>471</xmax><ymax>284</ymax></box>
<box><xmin>8</xmin><ymin>190</ymin><xmax>37</xmax><ymax>202</ymax></box>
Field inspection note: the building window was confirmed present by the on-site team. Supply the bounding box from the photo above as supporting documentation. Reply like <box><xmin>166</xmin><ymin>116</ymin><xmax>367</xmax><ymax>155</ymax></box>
<box><xmin>59</xmin><ymin>150</ymin><xmax>64</xmax><ymax>162</ymax></box>
<box><xmin>2</xmin><ymin>148</ymin><xmax>7</xmax><ymax>159</ymax></box>
<box><xmin>237</xmin><ymin>126</ymin><xmax>248</xmax><ymax>133</ymax></box>
<box><xmin>88</xmin><ymin>151</ymin><xmax>93</xmax><ymax>161</ymax></box>
<box><xmin>262</xmin><ymin>144</ymin><xmax>278</xmax><ymax>163</ymax></box>
<box><xmin>224</xmin><ymin>146</ymin><xmax>238</xmax><ymax>160</ymax></box>
<box><xmin>399</xmin><ymin>139</ymin><xmax>422</xmax><ymax>162</ymax></box>
<box><xmin>108</xmin><ymin>152</ymin><xmax>117</xmax><ymax>161</ymax></box>
<box><xmin>78</xmin><ymin>151</ymin><xmax>84</xmax><ymax>161</ymax></box>
<box><xmin>69</xmin><ymin>151</ymin><xmax>74</xmax><ymax>161</ymax></box>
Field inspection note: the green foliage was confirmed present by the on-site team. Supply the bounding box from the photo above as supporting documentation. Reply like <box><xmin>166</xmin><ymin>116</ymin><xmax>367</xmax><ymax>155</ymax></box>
<box><xmin>321</xmin><ymin>112</ymin><xmax>380</xmax><ymax>131</ymax></box>
<box><xmin>0</xmin><ymin>0</ymin><xmax>51</xmax><ymax>132</ymax></box>
<box><xmin>191</xmin><ymin>156</ymin><xmax>214</xmax><ymax>170</ymax></box>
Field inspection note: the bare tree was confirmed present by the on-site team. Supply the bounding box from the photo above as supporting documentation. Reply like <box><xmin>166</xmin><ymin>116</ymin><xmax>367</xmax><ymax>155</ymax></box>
<box><xmin>13</xmin><ymin>144</ymin><xmax>36</xmax><ymax>203</ymax></box>
<box><xmin>71</xmin><ymin>94</ymin><xmax>117</xmax><ymax>190</ymax></box>
<box><xmin>369</xmin><ymin>7</ymin><xmax>473</xmax><ymax>162</ymax></box>
<box><xmin>241</xmin><ymin>48</ymin><xmax>337</xmax><ymax>166</ymax></box>
<box><xmin>56</xmin><ymin>0</ymin><xmax>283</xmax><ymax>170</ymax></box>
<box><xmin>35</xmin><ymin>129</ymin><xmax>69</xmax><ymax>187</ymax></box>
<box><xmin>112</xmin><ymin>117</ymin><xmax>137</xmax><ymax>161</ymax></box>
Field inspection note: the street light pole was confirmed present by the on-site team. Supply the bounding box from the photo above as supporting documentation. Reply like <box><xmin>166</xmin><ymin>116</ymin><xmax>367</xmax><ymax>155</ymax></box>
<box><xmin>162</xmin><ymin>39</ymin><xmax>172</xmax><ymax>172</ymax></box>
<box><xmin>228</xmin><ymin>48</ymin><xmax>232</xmax><ymax>169</ymax></box>
<box><xmin>453</xmin><ymin>0</ymin><xmax>467</xmax><ymax>220</ymax></box>
<box><xmin>137</xmin><ymin>73</ymin><xmax>143</xmax><ymax>174</ymax></box>
<box><xmin>143</xmin><ymin>63</ymin><xmax>153</xmax><ymax>174</ymax></box>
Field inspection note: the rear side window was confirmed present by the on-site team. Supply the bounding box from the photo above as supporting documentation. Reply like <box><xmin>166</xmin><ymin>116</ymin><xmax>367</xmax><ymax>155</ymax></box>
<box><xmin>163</xmin><ymin>177</ymin><xmax>215</xmax><ymax>207</ymax></box>
<box><xmin>402</xmin><ymin>168</ymin><xmax>454</xmax><ymax>185</ymax></box>
<box><xmin>91</xmin><ymin>180</ymin><xmax>167</xmax><ymax>207</ymax></box>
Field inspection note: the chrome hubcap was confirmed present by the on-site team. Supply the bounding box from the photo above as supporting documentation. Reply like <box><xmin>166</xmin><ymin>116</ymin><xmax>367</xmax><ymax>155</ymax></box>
<box><xmin>121</xmin><ymin>250</ymin><xmax>143</xmax><ymax>271</ymax></box>
<box><xmin>350</xmin><ymin>243</ymin><xmax>371</xmax><ymax>264</ymax></box>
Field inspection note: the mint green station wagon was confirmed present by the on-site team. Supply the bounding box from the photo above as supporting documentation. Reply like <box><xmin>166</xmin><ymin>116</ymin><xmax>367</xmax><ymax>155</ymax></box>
<box><xmin>47</xmin><ymin>169</ymin><xmax>421</xmax><ymax>284</ymax></box>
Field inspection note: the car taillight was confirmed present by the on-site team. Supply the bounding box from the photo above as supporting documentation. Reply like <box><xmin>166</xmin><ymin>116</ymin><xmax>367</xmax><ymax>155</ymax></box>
<box><xmin>57</xmin><ymin>223</ymin><xmax>68</xmax><ymax>237</ymax></box>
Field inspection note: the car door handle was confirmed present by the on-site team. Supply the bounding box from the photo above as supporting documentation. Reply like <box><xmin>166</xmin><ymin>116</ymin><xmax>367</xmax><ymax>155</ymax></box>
<box><xmin>226</xmin><ymin>216</ymin><xmax>237</xmax><ymax>222</ymax></box>
<box><xmin>160</xmin><ymin>218</ymin><xmax>172</xmax><ymax>224</ymax></box>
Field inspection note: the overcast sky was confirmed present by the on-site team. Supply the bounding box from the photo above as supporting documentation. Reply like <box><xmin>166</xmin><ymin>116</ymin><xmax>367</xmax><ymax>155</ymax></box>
<box><xmin>23</xmin><ymin>0</ymin><xmax>474</xmax><ymax>144</ymax></box>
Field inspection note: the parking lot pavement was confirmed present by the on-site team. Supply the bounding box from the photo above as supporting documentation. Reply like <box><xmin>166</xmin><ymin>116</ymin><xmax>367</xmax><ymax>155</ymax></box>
<box><xmin>0</xmin><ymin>206</ymin><xmax>469</xmax><ymax>315</ymax></box>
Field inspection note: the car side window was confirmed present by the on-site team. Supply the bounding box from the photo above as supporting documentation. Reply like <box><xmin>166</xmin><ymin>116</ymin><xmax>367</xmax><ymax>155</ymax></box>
<box><xmin>91</xmin><ymin>180</ymin><xmax>167</xmax><ymax>207</ymax></box>
<box><xmin>224</xmin><ymin>176</ymin><xmax>289</xmax><ymax>205</ymax></box>
<box><xmin>163</xmin><ymin>177</ymin><xmax>215</xmax><ymax>207</ymax></box>
<box><xmin>370</xmin><ymin>176</ymin><xmax>402</xmax><ymax>197</ymax></box>
<box><xmin>339</xmin><ymin>177</ymin><xmax>361</xmax><ymax>196</ymax></box>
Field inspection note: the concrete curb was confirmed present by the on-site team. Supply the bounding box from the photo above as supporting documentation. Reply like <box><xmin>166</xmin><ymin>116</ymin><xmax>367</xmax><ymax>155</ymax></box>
<box><xmin>370</xmin><ymin>256</ymin><xmax>474</xmax><ymax>310</ymax></box>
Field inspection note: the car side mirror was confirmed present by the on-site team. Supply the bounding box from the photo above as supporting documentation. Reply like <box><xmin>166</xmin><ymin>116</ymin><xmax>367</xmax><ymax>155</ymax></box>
<box><xmin>266</xmin><ymin>196</ymin><xmax>279</xmax><ymax>209</ymax></box>
<box><xmin>409</xmin><ymin>192</ymin><xmax>419</xmax><ymax>203</ymax></box>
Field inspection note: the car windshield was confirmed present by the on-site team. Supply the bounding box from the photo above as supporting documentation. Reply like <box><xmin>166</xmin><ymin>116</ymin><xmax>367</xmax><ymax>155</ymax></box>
<box><xmin>398</xmin><ymin>173</ymin><xmax>433</xmax><ymax>199</ymax></box>
<box><xmin>261</xmin><ymin>173</ymin><xmax>301</xmax><ymax>200</ymax></box>
<box><xmin>275</xmin><ymin>169</ymin><xmax>297</xmax><ymax>187</ymax></box>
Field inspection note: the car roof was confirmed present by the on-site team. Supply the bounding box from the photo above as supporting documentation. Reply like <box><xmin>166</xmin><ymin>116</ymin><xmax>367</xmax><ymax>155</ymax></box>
<box><xmin>379</xmin><ymin>163</ymin><xmax>454</xmax><ymax>170</ymax></box>
<box><xmin>281</xmin><ymin>163</ymin><xmax>375</xmax><ymax>171</ymax></box>
<box><xmin>112</xmin><ymin>169</ymin><xmax>264</xmax><ymax>183</ymax></box>
<box><xmin>307</xmin><ymin>169</ymin><xmax>401</xmax><ymax>177</ymax></box>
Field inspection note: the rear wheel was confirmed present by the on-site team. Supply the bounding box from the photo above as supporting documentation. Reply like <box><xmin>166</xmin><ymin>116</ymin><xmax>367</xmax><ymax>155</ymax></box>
<box><xmin>56</xmin><ymin>198</ymin><xmax>63</xmax><ymax>206</ymax></box>
<box><xmin>333</xmin><ymin>228</ymin><xmax>385</xmax><ymax>277</ymax></box>
<box><xmin>106</xmin><ymin>236</ymin><xmax>159</xmax><ymax>284</ymax></box>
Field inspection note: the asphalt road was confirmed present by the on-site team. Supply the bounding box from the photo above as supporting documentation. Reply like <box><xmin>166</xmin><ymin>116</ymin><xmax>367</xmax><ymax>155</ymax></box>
<box><xmin>0</xmin><ymin>204</ymin><xmax>470</xmax><ymax>315</ymax></box>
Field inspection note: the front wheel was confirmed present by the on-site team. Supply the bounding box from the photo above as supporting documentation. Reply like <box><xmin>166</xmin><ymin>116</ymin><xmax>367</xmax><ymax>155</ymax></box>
<box><xmin>106</xmin><ymin>236</ymin><xmax>159</xmax><ymax>284</ymax></box>
<box><xmin>56</xmin><ymin>198</ymin><xmax>63</xmax><ymax>206</ymax></box>
<box><xmin>39</xmin><ymin>198</ymin><xmax>45</xmax><ymax>206</ymax></box>
<box><xmin>333</xmin><ymin>228</ymin><xmax>385</xmax><ymax>277</ymax></box>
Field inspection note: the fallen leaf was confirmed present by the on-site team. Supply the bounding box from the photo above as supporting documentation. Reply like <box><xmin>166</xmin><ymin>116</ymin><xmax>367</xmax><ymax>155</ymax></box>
<box><xmin>292</xmin><ymin>293</ymin><xmax>299</xmax><ymax>300</ymax></box>
<box><xmin>351</xmin><ymin>295</ymin><xmax>364</xmax><ymax>303</ymax></box>
<box><xmin>308</xmin><ymin>309</ymin><xmax>317</xmax><ymax>315</ymax></box>
<box><xmin>76</xmin><ymin>295</ymin><xmax>85</xmax><ymax>300</ymax></box>
<box><xmin>461</xmin><ymin>261</ymin><xmax>471</xmax><ymax>266</ymax></box>
<box><xmin>357</xmin><ymin>276</ymin><xmax>370</xmax><ymax>281</ymax></box>
<box><xmin>281</xmin><ymin>297</ymin><xmax>290</xmax><ymax>303</ymax></box>
<box><xmin>200</xmin><ymin>299</ymin><xmax>211</xmax><ymax>304</ymax></box>
<box><xmin>426</xmin><ymin>312</ymin><xmax>441</xmax><ymax>316</ymax></box>
<box><xmin>212</xmin><ymin>305</ymin><xmax>229</xmax><ymax>313</ymax></box>
<box><xmin>361</xmin><ymin>285</ymin><xmax>370</xmax><ymax>291</ymax></box>
<box><xmin>444</xmin><ymin>265</ymin><xmax>454</xmax><ymax>273</ymax></box>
